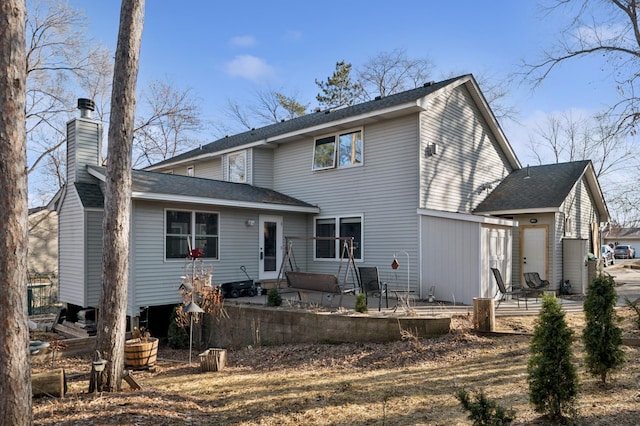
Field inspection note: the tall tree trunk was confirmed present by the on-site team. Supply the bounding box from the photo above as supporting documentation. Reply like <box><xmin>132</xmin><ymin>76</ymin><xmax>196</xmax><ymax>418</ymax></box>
<box><xmin>0</xmin><ymin>0</ymin><xmax>32</xmax><ymax>423</ymax></box>
<box><xmin>96</xmin><ymin>0</ymin><xmax>145</xmax><ymax>392</ymax></box>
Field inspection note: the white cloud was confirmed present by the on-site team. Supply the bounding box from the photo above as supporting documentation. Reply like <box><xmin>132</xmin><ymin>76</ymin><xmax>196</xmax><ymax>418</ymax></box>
<box><xmin>230</xmin><ymin>35</ymin><xmax>256</xmax><ymax>48</ymax></box>
<box><xmin>225</xmin><ymin>55</ymin><xmax>275</xmax><ymax>82</ymax></box>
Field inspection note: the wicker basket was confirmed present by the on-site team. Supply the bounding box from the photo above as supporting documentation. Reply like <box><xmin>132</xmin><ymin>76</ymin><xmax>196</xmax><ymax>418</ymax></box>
<box><xmin>198</xmin><ymin>348</ymin><xmax>227</xmax><ymax>372</ymax></box>
<box><xmin>124</xmin><ymin>337</ymin><xmax>158</xmax><ymax>369</ymax></box>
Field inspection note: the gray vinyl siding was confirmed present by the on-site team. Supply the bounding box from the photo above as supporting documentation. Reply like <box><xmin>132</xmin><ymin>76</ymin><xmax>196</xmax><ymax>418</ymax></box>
<box><xmin>193</xmin><ymin>158</ymin><xmax>222</xmax><ymax>180</ymax></box>
<box><xmin>85</xmin><ymin>210</ymin><xmax>103</xmax><ymax>308</ymax></box>
<box><xmin>252</xmin><ymin>147</ymin><xmax>274</xmax><ymax>189</ymax></box>
<box><xmin>131</xmin><ymin>201</ymin><xmax>191</xmax><ymax>312</ymax></box>
<box><xmin>130</xmin><ymin>200</ymin><xmax>309</xmax><ymax>312</ymax></box>
<box><xmin>67</xmin><ymin>119</ymin><xmax>101</xmax><ymax>184</ymax></box>
<box><xmin>271</xmin><ymin>115</ymin><xmax>422</xmax><ymax>285</ymax></box>
<box><xmin>561</xmin><ymin>176</ymin><xmax>598</xmax><ymax>243</ymax></box>
<box><xmin>419</xmin><ymin>85</ymin><xmax>512</xmax><ymax>213</ymax></box>
<box><xmin>58</xmin><ymin>189</ymin><xmax>87</xmax><ymax>306</ymax></box>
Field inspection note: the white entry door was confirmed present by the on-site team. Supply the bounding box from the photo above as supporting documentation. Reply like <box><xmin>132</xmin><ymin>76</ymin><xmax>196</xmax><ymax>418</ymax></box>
<box><xmin>522</xmin><ymin>226</ymin><xmax>548</xmax><ymax>278</ymax></box>
<box><xmin>259</xmin><ymin>215</ymin><xmax>283</xmax><ymax>281</ymax></box>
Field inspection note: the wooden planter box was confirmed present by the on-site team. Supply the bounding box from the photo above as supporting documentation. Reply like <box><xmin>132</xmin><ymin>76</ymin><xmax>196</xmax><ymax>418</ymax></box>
<box><xmin>125</xmin><ymin>337</ymin><xmax>158</xmax><ymax>369</ymax></box>
<box><xmin>198</xmin><ymin>348</ymin><xmax>226</xmax><ymax>372</ymax></box>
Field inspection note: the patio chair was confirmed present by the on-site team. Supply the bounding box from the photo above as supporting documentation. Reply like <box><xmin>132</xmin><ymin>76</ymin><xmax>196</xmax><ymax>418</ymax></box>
<box><xmin>357</xmin><ymin>266</ymin><xmax>389</xmax><ymax>311</ymax></box>
<box><xmin>523</xmin><ymin>272</ymin><xmax>550</xmax><ymax>301</ymax></box>
<box><xmin>491</xmin><ymin>267</ymin><xmax>528</xmax><ymax>309</ymax></box>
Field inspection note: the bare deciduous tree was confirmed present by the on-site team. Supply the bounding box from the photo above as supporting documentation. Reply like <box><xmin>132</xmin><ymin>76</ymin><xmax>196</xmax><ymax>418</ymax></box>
<box><xmin>220</xmin><ymin>87</ymin><xmax>308</xmax><ymax>133</ymax></box>
<box><xmin>524</xmin><ymin>0</ymin><xmax>640</xmax><ymax>133</ymax></box>
<box><xmin>0</xmin><ymin>0</ymin><xmax>32</xmax><ymax>422</ymax></box>
<box><xmin>133</xmin><ymin>79</ymin><xmax>204</xmax><ymax>167</ymax></box>
<box><xmin>527</xmin><ymin>111</ymin><xmax>640</xmax><ymax>226</ymax></box>
<box><xmin>96</xmin><ymin>0</ymin><xmax>145</xmax><ymax>392</ymax></box>
<box><xmin>357</xmin><ymin>48</ymin><xmax>434</xmax><ymax>100</ymax></box>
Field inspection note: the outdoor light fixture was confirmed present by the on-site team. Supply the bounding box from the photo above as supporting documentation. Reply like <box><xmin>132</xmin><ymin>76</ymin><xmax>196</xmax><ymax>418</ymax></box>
<box><xmin>425</xmin><ymin>143</ymin><xmax>438</xmax><ymax>157</ymax></box>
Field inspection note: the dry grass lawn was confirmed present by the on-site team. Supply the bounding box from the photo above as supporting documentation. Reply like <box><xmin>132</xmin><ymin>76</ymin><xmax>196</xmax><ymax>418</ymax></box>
<box><xmin>31</xmin><ymin>307</ymin><xmax>640</xmax><ymax>425</ymax></box>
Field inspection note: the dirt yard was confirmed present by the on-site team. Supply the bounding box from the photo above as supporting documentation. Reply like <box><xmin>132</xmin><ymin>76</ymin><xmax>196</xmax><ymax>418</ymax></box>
<box><xmin>30</xmin><ymin>306</ymin><xmax>640</xmax><ymax>425</ymax></box>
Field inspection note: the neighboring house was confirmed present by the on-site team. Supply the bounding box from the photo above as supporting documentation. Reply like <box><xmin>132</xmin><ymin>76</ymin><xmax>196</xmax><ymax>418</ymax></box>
<box><xmin>55</xmin><ymin>74</ymin><xmax>608</xmax><ymax>331</ymax></box>
<box><xmin>604</xmin><ymin>227</ymin><xmax>640</xmax><ymax>257</ymax></box>
<box><xmin>474</xmin><ymin>161</ymin><xmax>609</xmax><ymax>293</ymax></box>
<box><xmin>28</xmin><ymin>206</ymin><xmax>58</xmax><ymax>275</ymax></box>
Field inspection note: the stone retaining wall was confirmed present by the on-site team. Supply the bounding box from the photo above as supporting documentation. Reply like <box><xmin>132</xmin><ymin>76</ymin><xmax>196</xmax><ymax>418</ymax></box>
<box><xmin>203</xmin><ymin>305</ymin><xmax>451</xmax><ymax>348</ymax></box>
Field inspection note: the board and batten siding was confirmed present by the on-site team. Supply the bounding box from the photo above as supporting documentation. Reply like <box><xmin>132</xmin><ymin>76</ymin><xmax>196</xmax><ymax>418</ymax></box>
<box><xmin>58</xmin><ymin>188</ymin><xmax>87</xmax><ymax>307</ymax></box>
<box><xmin>420</xmin><ymin>214</ymin><xmax>481</xmax><ymax>305</ymax></box>
<box><xmin>66</xmin><ymin>119</ymin><xmax>101</xmax><ymax>184</ymax></box>
<box><xmin>271</xmin><ymin>115</ymin><xmax>422</xmax><ymax>288</ymax></box>
<box><xmin>419</xmin><ymin>85</ymin><xmax>512</xmax><ymax>213</ymax></box>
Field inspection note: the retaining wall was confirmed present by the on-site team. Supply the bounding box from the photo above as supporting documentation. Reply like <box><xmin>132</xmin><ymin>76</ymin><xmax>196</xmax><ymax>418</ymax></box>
<box><xmin>203</xmin><ymin>305</ymin><xmax>451</xmax><ymax>348</ymax></box>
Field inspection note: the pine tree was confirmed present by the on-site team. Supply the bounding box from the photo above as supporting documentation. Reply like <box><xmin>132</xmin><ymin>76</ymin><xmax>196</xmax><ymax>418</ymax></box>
<box><xmin>96</xmin><ymin>0</ymin><xmax>145</xmax><ymax>392</ymax></box>
<box><xmin>527</xmin><ymin>294</ymin><xmax>579</xmax><ymax>420</ymax></box>
<box><xmin>583</xmin><ymin>273</ymin><xmax>625</xmax><ymax>385</ymax></box>
<box><xmin>0</xmin><ymin>0</ymin><xmax>33</xmax><ymax>423</ymax></box>
<box><xmin>315</xmin><ymin>61</ymin><xmax>363</xmax><ymax>109</ymax></box>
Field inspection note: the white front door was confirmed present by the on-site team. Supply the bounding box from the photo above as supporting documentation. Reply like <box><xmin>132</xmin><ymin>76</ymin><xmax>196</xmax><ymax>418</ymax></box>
<box><xmin>259</xmin><ymin>215</ymin><xmax>283</xmax><ymax>281</ymax></box>
<box><xmin>522</xmin><ymin>226</ymin><xmax>548</xmax><ymax>278</ymax></box>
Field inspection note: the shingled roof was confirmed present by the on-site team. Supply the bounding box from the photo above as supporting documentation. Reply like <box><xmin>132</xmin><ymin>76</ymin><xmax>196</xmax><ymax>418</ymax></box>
<box><xmin>148</xmin><ymin>75</ymin><xmax>470</xmax><ymax>169</ymax></box>
<box><xmin>474</xmin><ymin>160</ymin><xmax>595</xmax><ymax>213</ymax></box>
<box><xmin>86</xmin><ymin>165</ymin><xmax>317</xmax><ymax>212</ymax></box>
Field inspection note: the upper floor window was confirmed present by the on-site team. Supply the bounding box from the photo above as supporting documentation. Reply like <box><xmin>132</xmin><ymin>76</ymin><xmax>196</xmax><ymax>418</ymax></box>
<box><xmin>165</xmin><ymin>209</ymin><xmax>219</xmax><ymax>260</ymax></box>
<box><xmin>228</xmin><ymin>151</ymin><xmax>246</xmax><ymax>183</ymax></box>
<box><xmin>312</xmin><ymin>129</ymin><xmax>362</xmax><ymax>171</ymax></box>
<box><xmin>314</xmin><ymin>215</ymin><xmax>362</xmax><ymax>260</ymax></box>
<box><xmin>186</xmin><ymin>166</ymin><xmax>194</xmax><ymax>176</ymax></box>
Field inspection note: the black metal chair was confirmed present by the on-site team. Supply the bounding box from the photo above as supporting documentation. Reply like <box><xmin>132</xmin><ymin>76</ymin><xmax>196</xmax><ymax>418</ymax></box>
<box><xmin>523</xmin><ymin>272</ymin><xmax>550</xmax><ymax>302</ymax></box>
<box><xmin>491</xmin><ymin>267</ymin><xmax>528</xmax><ymax>309</ymax></box>
<box><xmin>357</xmin><ymin>266</ymin><xmax>389</xmax><ymax>311</ymax></box>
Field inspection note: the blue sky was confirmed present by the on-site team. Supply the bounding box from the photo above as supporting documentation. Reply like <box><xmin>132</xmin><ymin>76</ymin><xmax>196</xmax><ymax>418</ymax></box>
<box><xmin>65</xmin><ymin>0</ymin><xmax>619</xmax><ymax>165</ymax></box>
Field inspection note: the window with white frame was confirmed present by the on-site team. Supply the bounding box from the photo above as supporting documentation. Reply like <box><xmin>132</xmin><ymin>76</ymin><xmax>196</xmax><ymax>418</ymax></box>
<box><xmin>228</xmin><ymin>151</ymin><xmax>246</xmax><ymax>183</ymax></box>
<box><xmin>165</xmin><ymin>210</ymin><xmax>219</xmax><ymax>259</ymax></box>
<box><xmin>186</xmin><ymin>166</ymin><xmax>194</xmax><ymax>176</ymax></box>
<box><xmin>312</xmin><ymin>129</ymin><xmax>362</xmax><ymax>171</ymax></box>
<box><xmin>314</xmin><ymin>215</ymin><xmax>362</xmax><ymax>260</ymax></box>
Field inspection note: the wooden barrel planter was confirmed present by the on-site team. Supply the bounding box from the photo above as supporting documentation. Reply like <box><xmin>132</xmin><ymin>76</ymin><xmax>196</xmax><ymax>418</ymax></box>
<box><xmin>125</xmin><ymin>337</ymin><xmax>158</xmax><ymax>369</ymax></box>
<box><xmin>198</xmin><ymin>348</ymin><xmax>227</xmax><ymax>372</ymax></box>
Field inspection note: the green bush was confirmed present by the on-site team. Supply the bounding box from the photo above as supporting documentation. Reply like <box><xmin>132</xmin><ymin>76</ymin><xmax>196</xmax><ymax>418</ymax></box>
<box><xmin>455</xmin><ymin>387</ymin><xmax>515</xmax><ymax>425</ymax></box>
<box><xmin>527</xmin><ymin>293</ymin><xmax>579</xmax><ymax>421</ymax></box>
<box><xmin>583</xmin><ymin>274</ymin><xmax>625</xmax><ymax>384</ymax></box>
<box><xmin>355</xmin><ymin>293</ymin><xmax>368</xmax><ymax>313</ymax></box>
<box><xmin>266</xmin><ymin>288</ymin><xmax>282</xmax><ymax>307</ymax></box>
<box><xmin>167</xmin><ymin>306</ymin><xmax>189</xmax><ymax>349</ymax></box>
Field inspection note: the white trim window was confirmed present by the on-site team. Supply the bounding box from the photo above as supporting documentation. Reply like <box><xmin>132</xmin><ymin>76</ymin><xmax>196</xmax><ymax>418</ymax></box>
<box><xmin>314</xmin><ymin>215</ymin><xmax>362</xmax><ymax>260</ymax></box>
<box><xmin>186</xmin><ymin>165</ymin><xmax>194</xmax><ymax>176</ymax></box>
<box><xmin>165</xmin><ymin>209</ymin><xmax>219</xmax><ymax>260</ymax></box>
<box><xmin>312</xmin><ymin>129</ymin><xmax>362</xmax><ymax>171</ymax></box>
<box><xmin>228</xmin><ymin>150</ymin><xmax>246</xmax><ymax>183</ymax></box>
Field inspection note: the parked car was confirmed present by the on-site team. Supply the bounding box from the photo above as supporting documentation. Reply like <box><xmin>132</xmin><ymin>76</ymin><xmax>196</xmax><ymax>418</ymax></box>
<box><xmin>614</xmin><ymin>245</ymin><xmax>635</xmax><ymax>259</ymax></box>
<box><xmin>601</xmin><ymin>245</ymin><xmax>615</xmax><ymax>267</ymax></box>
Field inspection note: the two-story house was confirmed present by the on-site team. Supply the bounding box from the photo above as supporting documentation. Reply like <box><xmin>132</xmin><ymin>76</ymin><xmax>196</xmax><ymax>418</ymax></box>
<box><xmin>55</xmin><ymin>74</ymin><xmax>608</xmax><ymax>333</ymax></box>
